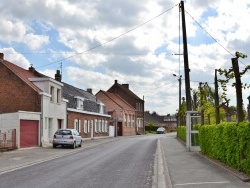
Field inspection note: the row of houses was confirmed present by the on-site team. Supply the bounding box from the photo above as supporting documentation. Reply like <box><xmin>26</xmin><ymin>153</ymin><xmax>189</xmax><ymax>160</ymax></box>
<box><xmin>144</xmin><ymin>111</ymin><xmax>177</xmax><ymax>132</ymax></box>
<box><xmin>0</xmin><ymin>53</ymin><xmax>145</xmax><ymax>148</ymax></box>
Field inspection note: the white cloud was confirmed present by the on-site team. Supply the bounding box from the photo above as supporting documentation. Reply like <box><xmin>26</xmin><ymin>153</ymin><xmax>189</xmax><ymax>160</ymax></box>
<box><xmin>1</xmin><ymin>48</ymin><xmax>30</xmax><ymax>69</ymax></box>
<box><xmin>23</xmin><ymin>33</ymin><xmax>49</xmax><ymax>50</ymax></box>
<box><xmin>0</xmin><ymin>0</ymin><xmax>250</xmax><ymax>115</ymax></box>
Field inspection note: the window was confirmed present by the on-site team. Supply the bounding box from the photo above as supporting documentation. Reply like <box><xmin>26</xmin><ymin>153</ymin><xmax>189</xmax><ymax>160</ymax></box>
<box><xmin>124</xmin><ymin>114</ymin><xmax>127</xmax><ymax>127</ymax></box>
<box><xmin>57</xmin><ymin>89</ymin><xmax>61</xmax><ymax>104</ymax></box>
<box><xmin>77</xmin><ymin>99</ymin><xmax>83</xmax><ymax>110</ymax></box>
<box><xmin>95</xmin><ymin>119</ymin><xmax>98</xmax><ymax>133</ymax></box>
<box><xmin>50</xmin><ymin>86</ymin><xmax>54</xmax><ymax>102</ymax></box>
<box><xmin>87</xmin><ymin>120</ymin><xmax>90</xmax><ymax>133</ymax></box>
<box><xmin>99</xmin><ymin>120</ymin><xmax>101</xmax><ymax>132</ymax></box>
<box><xmin>132</xmin><ymin>115</ymin><xmax>135</xmax><ymax>127</ymax></box>
<box><xmin>128</xmin><ymin>115</ymin><xmax>131</xmax><ymax>127</ymax></box>
<box><xmin>105</xmin><ymin>120</ymin><xmax>108</xmax><ymax>132</ymax></box>
<box><xmin>84</xmin><ymin>120</ymin><xmax>88</xmax><ymax>133</ymax></box>
<box><xmin>74</xmin><ymin>119</ymin><xmax>80</xmax><ymax>132</ymax></box>
<box><xmin>102</xmin><ymin>120</ymin><xmax>105</xmax><ymax>132</ymax></box>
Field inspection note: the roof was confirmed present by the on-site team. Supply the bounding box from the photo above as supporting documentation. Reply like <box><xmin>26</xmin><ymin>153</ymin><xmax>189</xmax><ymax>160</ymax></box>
<box><xmin>62</xmin><ymin>82</ymin><xmax>103</xmax><ymax>113</ymax></box>
<box><xmin>2</xmin><ymin>60</ymin><xmax>43</xmax><ymax>92</ymax></box>
<box><xmin>107</xmin><ymin>81</ymin><xmax>142</xmax><ymax>101</ymax></box>
<box><xmin>97</xmin><ymin>90</ymin><xmax>136</xmax><ymax>111</ymax></box>
<box><xmin>144</xmin><ymin>111</ymin><xmax>177</xmax><ymax>125</ymax></box>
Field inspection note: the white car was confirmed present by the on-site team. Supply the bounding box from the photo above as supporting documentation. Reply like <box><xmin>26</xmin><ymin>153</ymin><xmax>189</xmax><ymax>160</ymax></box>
<box><xmin>53</xmin><ymin>129</ymin><xmax>82</xmax><ymax>149</ymax></box>
<box><xmin>156</xmin><ymin>127</ymin><xmax>165</xmax><ymax>134</ymax></box>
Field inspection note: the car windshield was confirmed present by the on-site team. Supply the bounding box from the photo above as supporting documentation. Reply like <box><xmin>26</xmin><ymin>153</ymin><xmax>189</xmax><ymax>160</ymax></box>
<box><xmin>55</xmin><ymin>130</ymin><xmax>72</xmax><ymax>135</ymax></box>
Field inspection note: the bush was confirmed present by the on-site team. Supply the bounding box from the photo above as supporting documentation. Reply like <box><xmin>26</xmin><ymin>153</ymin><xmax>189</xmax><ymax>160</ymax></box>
<box><xmin>177</xmin><ymin>126</ymin><xmax>186</xmax><ymax>142</ymax></box>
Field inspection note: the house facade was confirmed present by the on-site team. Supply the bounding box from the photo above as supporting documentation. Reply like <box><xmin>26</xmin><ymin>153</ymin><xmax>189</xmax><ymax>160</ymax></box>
<box><xmin>144</xmin><ymin>111</ymin><xmax>177</xmax><ymax>132</ymax></box>
<box><xmin>107</xmin><ymin>80</ymin><xmax>145</xmax><ymax>134</ymax></box>
<box><xmin>60</xmin><ymin>80</ymin><xmax>111</xmax><ymax>139</ymax></box>
<box><xmin>0</xmin><ymin>53</ymin><xmax>67</xmax><ymax>148</ymax></box>
<box><xmin>96</xmin><ymin>90</ymin><xmax>137</xmax><ymax>136</ymax></box>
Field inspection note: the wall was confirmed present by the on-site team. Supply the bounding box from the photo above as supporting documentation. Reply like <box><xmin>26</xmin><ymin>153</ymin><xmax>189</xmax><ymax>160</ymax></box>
<box><xmin>0</xmin><ymin>63</ymin><xmax>41</xmax><ymax>113</ymax></box>
<box><xmin>41</xmin><ymin>93</ymin><xmax>67</xmax><ymax>146</ymax></box>
<box><xmin>67</xmin><ymin>110</ymin><xmax>110</xmax><ymax>139</ymax></box>
<box><xmin>0</xmin><ymin>111</ymin><xmax>41</xmax><ymax>148</ymax></box>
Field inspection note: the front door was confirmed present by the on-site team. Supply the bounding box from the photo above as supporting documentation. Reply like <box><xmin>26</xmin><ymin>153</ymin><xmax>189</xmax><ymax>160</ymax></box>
<box><xmin>117</xmin><ymin>122</ymin><xmax>122</xmax><ymax>136</ymax></box>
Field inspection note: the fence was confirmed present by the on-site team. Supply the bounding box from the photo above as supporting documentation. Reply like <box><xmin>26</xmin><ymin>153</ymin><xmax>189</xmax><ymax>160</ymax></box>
<box><xmin>0</xmin><ymin>129</ymin><xmax>16</xmax><ymax>150</ymax></box>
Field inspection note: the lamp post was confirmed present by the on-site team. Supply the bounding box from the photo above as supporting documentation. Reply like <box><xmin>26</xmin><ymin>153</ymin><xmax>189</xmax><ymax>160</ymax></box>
<box><xmin>173</xmin><ymin>74</ymin><xmax>182</xmax><ymax>127</ymax></box>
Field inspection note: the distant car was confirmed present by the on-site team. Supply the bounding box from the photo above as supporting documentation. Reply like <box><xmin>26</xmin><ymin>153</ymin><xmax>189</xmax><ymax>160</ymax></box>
<box><xmin>53</xmin><ymin>129</ymin><xmax>82</xmax><ymax>149</ymax></box>
<box><xmin>156</xmin><ymin>127</ymin><xmax>165</xmax><ymax>134</ymax></box>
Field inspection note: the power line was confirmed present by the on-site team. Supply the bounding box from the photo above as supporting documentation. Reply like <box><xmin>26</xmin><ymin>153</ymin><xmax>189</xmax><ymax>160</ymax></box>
<box><xmin>36</xmin><ymin>3</ymin><xmax>179</xmax><ymax>69</ymax></box>
<box><xmin>185</xmin><ymin>10</ymin><xmax>247</xmax><ymax>67</ymax></box>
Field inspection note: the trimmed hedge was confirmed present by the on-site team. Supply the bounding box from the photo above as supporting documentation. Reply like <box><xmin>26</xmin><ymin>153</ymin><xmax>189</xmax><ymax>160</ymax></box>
<box><xmin>177</xmin><ymin>122</ymin><xmax>250</xmax><ymax>175</ymax></box>
<box><xmin>177</xmin><ymin>126</ymin><xmax>186</xmax><ymax>142</ymax></box>
<box><xmin>199</xmin><ymin>122</ymin><xmax>250</xmax><ymax>175</ymax></box>
<box><xmin>145</xmin><ymin>126</ymin><xmax>158</xmax><ymax>132</ymax></box>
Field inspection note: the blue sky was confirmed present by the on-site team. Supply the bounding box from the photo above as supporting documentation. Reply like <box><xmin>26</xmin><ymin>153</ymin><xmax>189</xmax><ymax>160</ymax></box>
<box><xmin>0</xmin><ymin>0</ymin><xmax>250</xmax><ymax>115</ymax></box>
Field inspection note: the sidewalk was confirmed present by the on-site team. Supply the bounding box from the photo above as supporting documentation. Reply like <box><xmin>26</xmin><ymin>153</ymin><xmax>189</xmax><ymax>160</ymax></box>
<box><xmin>0</xmin><ymin>136</ymin><xmax>118</xmax><ymax>175</ymax></box>
<box><xmin>160</xmin><ymin>133</ymin><xmax>250</xmax><ymax>188</ymax></box>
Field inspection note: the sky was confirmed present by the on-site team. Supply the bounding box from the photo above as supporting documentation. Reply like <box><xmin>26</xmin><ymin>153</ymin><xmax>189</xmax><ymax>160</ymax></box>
<box><xmin>0</xmin><ymin>0</ymin><xmax>250</xmax><ymax>115</ymax></box>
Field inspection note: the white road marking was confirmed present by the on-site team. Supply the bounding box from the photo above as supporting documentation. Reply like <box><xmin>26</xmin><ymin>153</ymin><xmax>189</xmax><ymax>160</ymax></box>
<box><xmin>173</xmin><ymin>181</ymin><xmax>231</xmax><ymax>186</ymax></box>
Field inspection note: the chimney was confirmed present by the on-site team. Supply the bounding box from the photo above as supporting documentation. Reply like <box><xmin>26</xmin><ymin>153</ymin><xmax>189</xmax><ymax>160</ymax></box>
<box><xmin>55</xmin><ymin>70</ymin><xmax>62</xmax><ymax>82</ymax></box>
<box><xmin>115</xmin><ymin>80</ymin><xmax>118</xmax><ymax>84</ymax></box>
<box><xmin>0</xmin><ymin>53</ymin><xmax>4</xmax><ymax>60</ymax></box>
<box><xmin>87</xmin><ymin>88</ymin><xmax>93</xmax><ymax>94</ymax></box>
<box><xmin>122</xmin><ymin>84</ymin><xmax>129</xmax><ymax>89</ymax></box>
<box><xmin>28</xmin><ymin>65</ymin><xmax>35</xmax><ymax>74</ymax></box>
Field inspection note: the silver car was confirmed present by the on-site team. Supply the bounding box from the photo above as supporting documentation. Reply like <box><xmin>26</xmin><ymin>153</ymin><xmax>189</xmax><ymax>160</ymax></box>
<box><xmin>53</xmin><ymin>129</ymin><xmax>82</xmax><ymax>149</ymax></box>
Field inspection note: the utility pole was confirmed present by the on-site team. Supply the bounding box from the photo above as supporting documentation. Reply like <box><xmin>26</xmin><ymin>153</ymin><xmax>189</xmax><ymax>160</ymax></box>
<box><xmin>180</xmin><ymin>1</ymin><xmax>192</xmax><ymax>111</ymax></box>
<box><xmin>214</xmin><ymin>69</ymin><xmax>220</xmax><ymax>124</ymax></box>
<box><xmin>173</xmin><ymin>74</ymin><xmax>182</xmax><ymax>127</ymax></box>
<box><xmin>248</xmin><ymin>96</ymin><xmax>250</xmax><ymax>122</ymax></box>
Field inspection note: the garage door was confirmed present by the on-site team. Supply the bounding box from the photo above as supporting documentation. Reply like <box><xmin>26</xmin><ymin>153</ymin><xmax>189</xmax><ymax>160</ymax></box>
<box><xmin>20</xmin><ymin>120</ymin><xmax>39</xmax><ymax>148</ymax></box>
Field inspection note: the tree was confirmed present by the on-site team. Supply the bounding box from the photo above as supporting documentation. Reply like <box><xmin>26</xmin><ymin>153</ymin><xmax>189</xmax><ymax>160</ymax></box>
<box><xmin>218</xmin><ymin>51</ymin><xmax>250</xmax><ymax>122</ymax></box>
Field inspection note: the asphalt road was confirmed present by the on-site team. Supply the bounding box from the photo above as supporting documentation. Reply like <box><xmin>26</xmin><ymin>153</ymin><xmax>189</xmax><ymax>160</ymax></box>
<box><xmin>0</xmin><ymin>135</ymin><xmax>164</xmax><ymax>188</ymax></box>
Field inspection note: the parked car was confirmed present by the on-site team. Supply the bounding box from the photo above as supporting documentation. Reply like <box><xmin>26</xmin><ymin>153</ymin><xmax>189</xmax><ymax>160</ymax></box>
<box><xmin>156</xmin><ymin>127</ymin><xmax>165</xmax><ymax>134</ymax></box>
<box><xmin>53</xmin><ymin>129</ymin><xmax>82</xmax><ymax>149</ymax></box>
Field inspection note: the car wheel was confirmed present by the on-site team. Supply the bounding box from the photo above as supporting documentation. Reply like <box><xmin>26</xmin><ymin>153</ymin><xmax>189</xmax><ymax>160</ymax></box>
<box><xmin>53</xmin><ymin>144</ymin><xmax>57</xmax><ymax>148</ymax></box>
<box><xmin>71</xmin><ymin>142</ymin><xmax>76</xmax><ymax>149</ymax></box>
<box><xmin>79</xmin><ymin>141</ymin><xmax>82</xmax><ymax>147</ymax></box>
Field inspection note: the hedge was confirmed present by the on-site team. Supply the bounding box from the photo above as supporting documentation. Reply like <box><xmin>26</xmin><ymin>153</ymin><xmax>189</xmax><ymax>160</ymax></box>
<box><xmin>177</xmin><ymin>122</ymin><xmax>250</xmax><ymax>175</ymax></box>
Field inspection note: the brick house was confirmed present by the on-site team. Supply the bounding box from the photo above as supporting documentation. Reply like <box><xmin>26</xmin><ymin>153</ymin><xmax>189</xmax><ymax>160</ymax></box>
<box><xmin>107</xmin><ymin>80</ymin><xmax>145</xmax><ymax>134</ymax></box>
<box><xmin>96</xmin><ymin>90</ymin><xmax>137</xmax><ymax>136</ymax></box>
<box><xmin>0</xmin><ymin>53</ymin><xmax>67</xmax><ymax>148</ymax></box>
<box><xmin>60</xmin><ymin>79</ymin><xmax>111</xmax><ymax>139</ymax></box>
<box><xmin>144</xmin><ymin>111</ymin><xmax>177</xmax><ymax>132</ymax></box>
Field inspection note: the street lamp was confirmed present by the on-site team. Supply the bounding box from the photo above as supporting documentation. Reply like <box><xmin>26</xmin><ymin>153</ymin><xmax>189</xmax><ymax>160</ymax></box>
<box><xmin>173</xmin><ymin>74</ymin><xmax>182</xmax><ymax>127</ymax></box>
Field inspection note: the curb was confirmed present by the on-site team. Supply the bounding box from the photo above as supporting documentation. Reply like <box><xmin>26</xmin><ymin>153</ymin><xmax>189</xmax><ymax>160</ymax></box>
<box><xmin>160</xmin><ymin>138</ymin><xmax>172</xmax><ymax>188</ymax></box>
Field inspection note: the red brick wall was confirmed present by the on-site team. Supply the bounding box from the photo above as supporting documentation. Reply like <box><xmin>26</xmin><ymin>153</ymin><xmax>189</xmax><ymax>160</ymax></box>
<box><xmin>67</xmin><ymin>111</ymin><xmax>110</xmax><ymax>138</ymax></box>
<box><xmin>0</xmin><ymin>63</ymin><xmax>41</xmax><ymax>113</ymax></box>
<box><xmin>96</xmin><ymin>91</ymin><xmax>121</xmax><ymax>112</ymax></box>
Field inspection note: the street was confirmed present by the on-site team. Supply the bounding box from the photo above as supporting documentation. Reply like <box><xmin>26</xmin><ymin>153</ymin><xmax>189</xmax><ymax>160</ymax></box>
<box><xmin>0</xmin><ymin>134</ymin><xmax>250</xmax><ymax>188</ymax></box>
<box><xmin>0</xmin><ymin>135</ymin><xmax>164</xmax><ymax>188</ymax></box>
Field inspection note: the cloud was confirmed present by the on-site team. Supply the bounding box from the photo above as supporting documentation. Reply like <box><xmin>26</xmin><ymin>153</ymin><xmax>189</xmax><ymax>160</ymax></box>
<box><xmin>23</xmin><ymin>33</ymin><xmax>49</xmax><ymax>50</ymax></box>
<box><xmin>1</xmin><ymin>48</ymin><xmax>30</xmax><ymax>69</ymax></box>
<box><xmin>0</xmin><ymin>0</ymin><xmax>250</xmax><ymax>115</ymax></box>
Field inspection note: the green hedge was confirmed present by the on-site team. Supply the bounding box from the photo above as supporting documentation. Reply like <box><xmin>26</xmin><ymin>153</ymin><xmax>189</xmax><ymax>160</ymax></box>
<box><xmin>199</xmin><ymin>122</ymin><xmax>250</xmax><ymax>175</ymax></box>
<box><xmin>145</xmin><ymin>126</ymin><xmax>158</xmax><ymax>132</ymax></box>
<box><xmin>177</xmin><ymin>126</ymin><xmax>186</xmax><ymax>142</ymax></box>
<box><xmin>177</xmin><ymin>122</ymin><xmax>250</xmax><ymax>175</ymax></box>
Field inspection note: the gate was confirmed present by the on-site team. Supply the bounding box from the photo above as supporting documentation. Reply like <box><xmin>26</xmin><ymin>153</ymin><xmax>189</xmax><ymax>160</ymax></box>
<box><xmin>0</xmin><ymin>129</ymin><xmax>16</xmax><ymax>150</ymax></box>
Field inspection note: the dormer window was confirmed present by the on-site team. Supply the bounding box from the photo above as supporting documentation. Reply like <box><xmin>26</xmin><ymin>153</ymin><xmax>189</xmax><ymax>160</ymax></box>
<box><xmin>75</xmin><ymin>96</ymin><xmax>84</xmax><ymax>110</ymax></box>
<box><xmin>98</xmin><ymin>102</ymin><xmax>106</xmax><ymax>114</ymax></box>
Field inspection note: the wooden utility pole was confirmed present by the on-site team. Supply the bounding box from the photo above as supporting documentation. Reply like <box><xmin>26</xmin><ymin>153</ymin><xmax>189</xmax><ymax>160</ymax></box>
<box><xmin>180</xmin><ymin>1</ymin><xmax>192</xmax><ymax>111</ymax></box>
<box><xmin>214</xmin><ymin>69</ymin><xmax>220</xmax><ymax>124</ymax></box>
